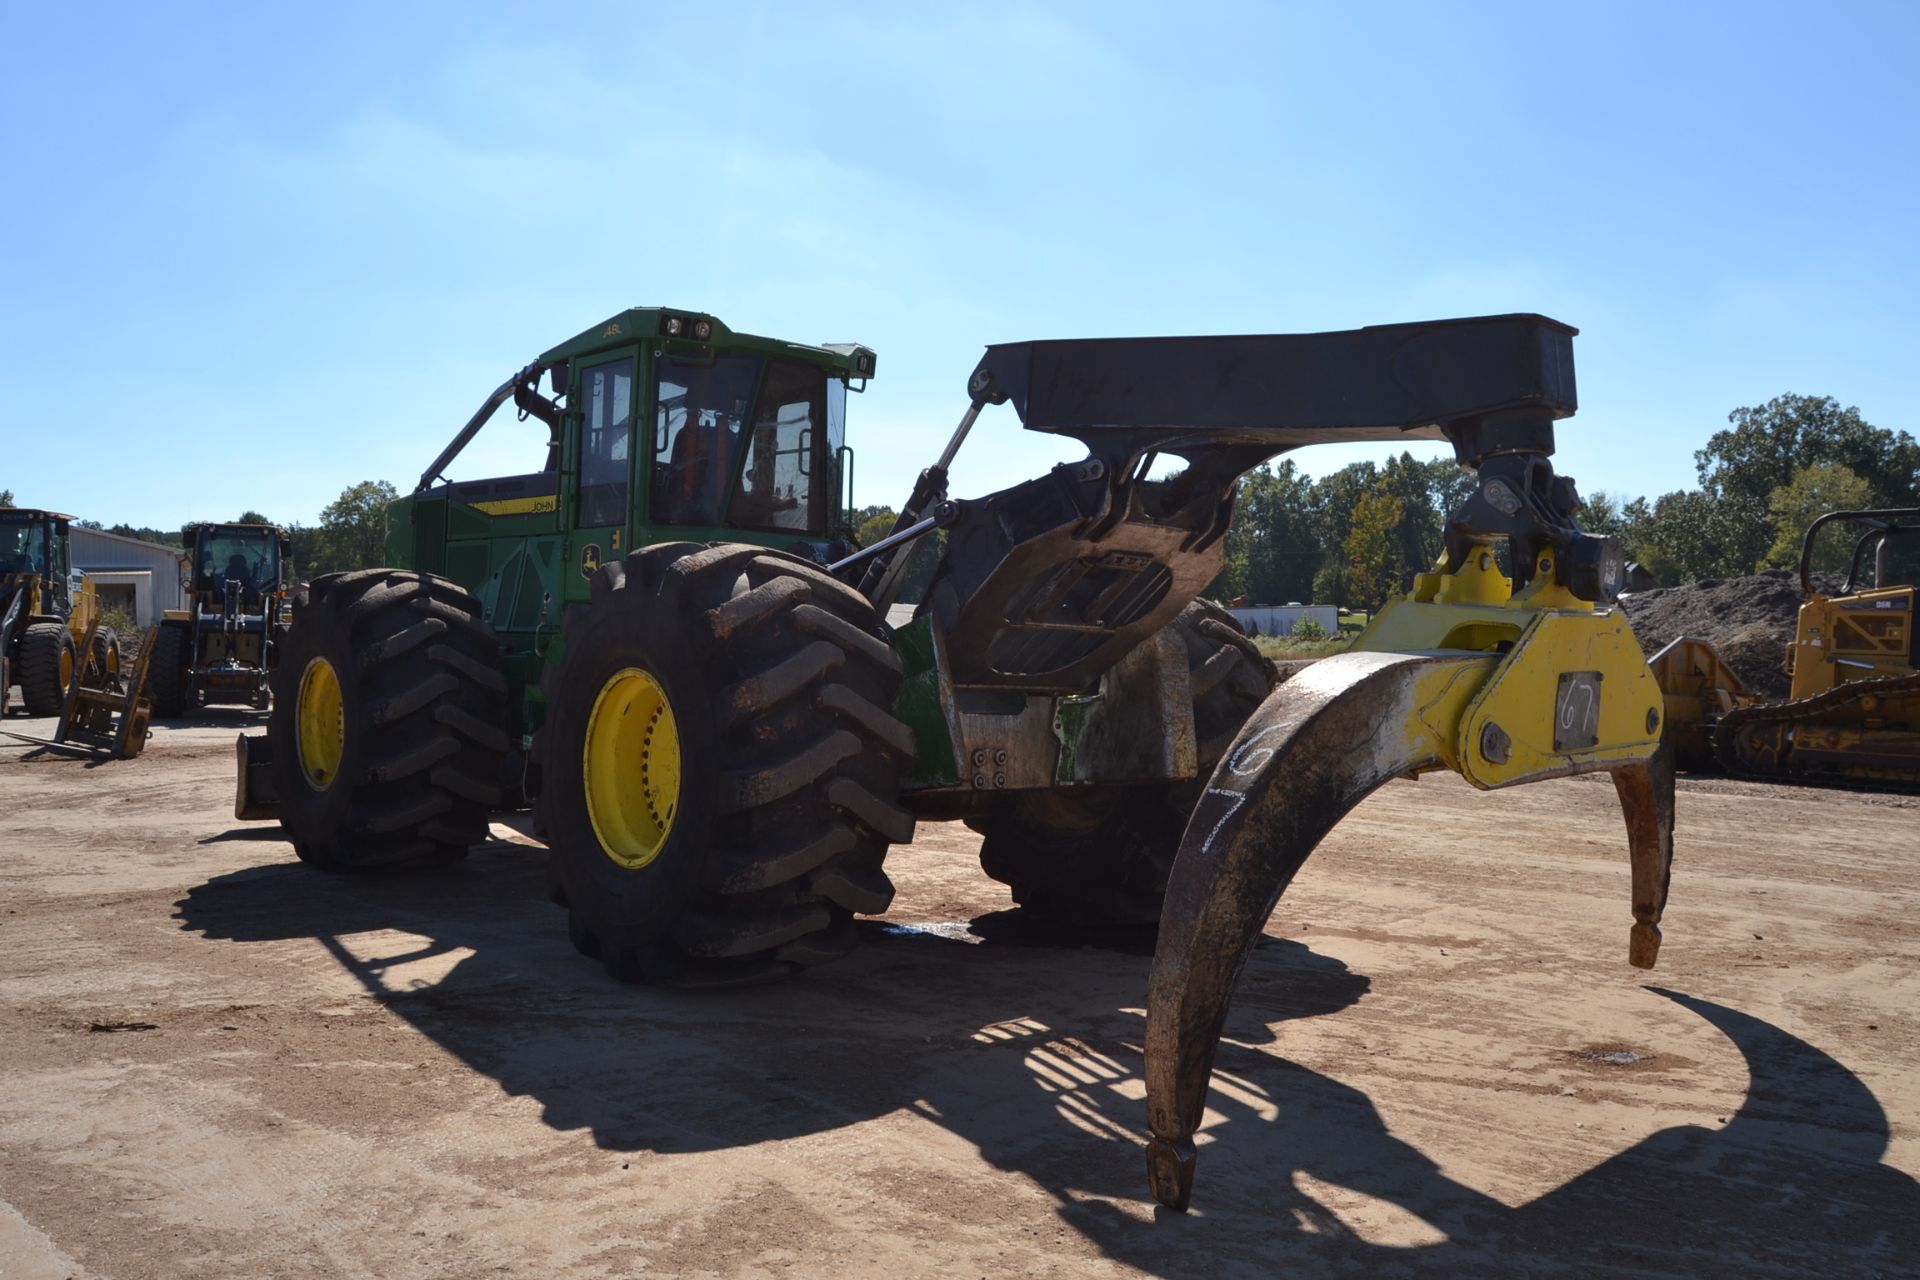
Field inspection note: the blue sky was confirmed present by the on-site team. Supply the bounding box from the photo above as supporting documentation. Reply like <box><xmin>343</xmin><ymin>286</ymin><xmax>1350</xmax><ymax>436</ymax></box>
<box><xmin>4</xmin><ymin>2</ymin><xmax>1915</xmax><ymax>531</ymax></box>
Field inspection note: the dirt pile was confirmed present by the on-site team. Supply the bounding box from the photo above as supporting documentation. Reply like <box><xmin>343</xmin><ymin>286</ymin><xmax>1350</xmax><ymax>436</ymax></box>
<box><xmin>1619</xmin><ymin>570</ymin><xmax>1816</xmax><ymax>701</ymax></box>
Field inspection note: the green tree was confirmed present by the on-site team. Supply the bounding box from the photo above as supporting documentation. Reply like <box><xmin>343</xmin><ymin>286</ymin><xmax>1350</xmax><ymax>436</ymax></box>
<box><xmin>1632</xmin><ymin>489</ymin><xmax>1752</xmax><ymax>584</ymax></box>
<box><xmin>1761</xmin><ymin>462</ymin><xmax>1874</xmax><ymax>572</ymax></box>
<box><xmin>1579</xmin><ymin>490</ymin><xmax>1628</xmax><ymax>537</ymax></box>
<box><xmin>1215</xmin><ymin>460</ymin><xmax>1320</xmax><ymax>603</ymax></box>
<box><xmin>1693</xmin><ymin>394</ymin><xmax>1920</xmax><ymax>574</ymax></box>
<box><xmin>1344</xmin><ymin>491</ymin><xmax>1405</xmax><ymax>611</ymax></box>
<box><xmin>237</xmin><ymin>510</ymin><xmax>273</xmax><ymax>525</ymax></box>
<box><xmin>855</xmin><ymin>506</ymin><xmax>898</xmax><ymax>549</ymax></box>
<box><xmin>286</xmin><ymin>523</ymin><xmax>321</xmax><ymax>577</ymax></box>
<box><xmin>100</xmin><ymin>523</ymin><xmax>175</xmax><ymax>545</ymax></box>
<box><xmin>1311</xmin><ymin>558</ymin><xmax>1351</xmax><ymax>610</ymax></box>
<box><xmin>0</xmin><ymin>489</ymin><xmax>13</xmax><ymax>508</ymax></box>
<box><xmin>313</xmin><ymin>480</ymin><xmax>398</xmax><ymax>573</ymax></box>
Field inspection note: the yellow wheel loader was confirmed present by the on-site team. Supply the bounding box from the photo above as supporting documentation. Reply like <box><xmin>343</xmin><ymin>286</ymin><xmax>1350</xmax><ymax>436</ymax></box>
<box><xmin>0</xmin><ymin>508</ymin><xmax>154</xmax><ymax>759</ymax></box>
<box><xmin>1651</xmin><ymin>509</ymin><xmax>1918</xmax><ymax>790</ymax></box>
<box><xmin>0</xmin><ymin>508</ymin><xmax>120</xmax><ymax>716</ymax></box>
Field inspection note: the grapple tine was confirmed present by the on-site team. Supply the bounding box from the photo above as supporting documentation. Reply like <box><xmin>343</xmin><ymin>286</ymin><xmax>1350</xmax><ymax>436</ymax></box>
<box><xmin>1143</xmin><ymin>651</ymin><xmax>1466</xmax><ymax>1212</ymax></box>
<box><xmin>1611</xmin><ymin>740</ymin><xmax>1676</xmax><ymax>968</ymax></box>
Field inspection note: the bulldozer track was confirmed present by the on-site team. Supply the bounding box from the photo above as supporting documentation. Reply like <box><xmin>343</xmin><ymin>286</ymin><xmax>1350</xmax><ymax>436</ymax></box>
<box><xmin>1712</xmin><ymin>671</ymin><xmax>1920</xmax><ymax>794</ymax></box>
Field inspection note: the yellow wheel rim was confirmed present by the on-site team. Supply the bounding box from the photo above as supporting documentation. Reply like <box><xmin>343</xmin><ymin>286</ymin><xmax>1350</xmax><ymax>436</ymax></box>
<box><xmin>583</xmin><ymin>666</ymin><xmax>681</xmax><ymax>869</ymax></box>
<box><xmin>59</xmin><ymin>646</ymin><xmax>73</xmax><ymax>690</ymax></box>
<box><xmin>296</xmin><ymin>657</ymin><xmax>345</xmax><ymax>790</ymax></box>
<box><xmin>105</xmin><ymin>643</ymin><xmax>120</xmax><ymax>677</ymax></box>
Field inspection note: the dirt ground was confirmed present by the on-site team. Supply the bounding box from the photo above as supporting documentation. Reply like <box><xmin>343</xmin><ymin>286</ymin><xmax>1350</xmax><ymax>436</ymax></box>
<box><xmin>2</xmin><ymin>713</ymin><xmax>1917</xmax><ymax>1279</ymax></box>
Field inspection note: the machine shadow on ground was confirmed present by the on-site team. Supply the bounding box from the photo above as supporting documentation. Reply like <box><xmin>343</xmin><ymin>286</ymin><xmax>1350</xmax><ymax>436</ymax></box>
<box><xmin>174</xmin><ymin>835</ymin><xmax>1920</xmax><ymax>1279</ymax></box>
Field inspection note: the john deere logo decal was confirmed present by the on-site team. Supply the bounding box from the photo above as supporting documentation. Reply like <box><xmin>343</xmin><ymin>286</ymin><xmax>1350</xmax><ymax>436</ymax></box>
<box><xmin>580</xmin><ymin>543</ymin><xmax>602</xmax><ymax>579</ymax></box>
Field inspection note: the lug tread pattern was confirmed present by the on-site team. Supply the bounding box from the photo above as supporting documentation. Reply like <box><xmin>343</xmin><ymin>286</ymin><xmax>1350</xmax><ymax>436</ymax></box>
<box><xmin>719</xmin><ymin>730</ymin><xmax>862</xmax><ymax>813</ymax></box>
<box><xmin>17</xmin><ymin>622</ymin><xmax>74</xmax><ymax>717</ymax></box>
<box><xmin>428</xmin><ymin>642</ymin><xmax>509</xmax><ymax>692</ymax></box>
<box><xmin>816</xmin><ymin>682</ymin><xmax>917</xmax><ymax>759</ymax></box>
<box><xmin>773</xmin><ymin>917</ymin><xmax>861</xmax><ymax>968</ymax></box>
<box><xmin>370</xmin><ymin>673</ymin><xmax>458</xmax><ymax>725</ymax></box>
<box><xmin>147</xmin><ymin>623</ymin><xmax>191</xmax><ymax>718</ymax></box>
<box><xmin>713</xmin><ymin>641</ymin><xmax>843</xmax><ymax>732</ymax></box>
<box><xmin>706</xmin><ymin>576</ymin><xmax>810</xmax><ymax>642</ymax></box>
<box><xmin>672</xmin><ymin>902</ymin><xmax>833</xmax><ymax>958</ymax></box>
<box><xmin>552</xmin><ymin>541</ymin><xmax>913</xmax><ymax>985</ymax></box>
<box><xmin>268</xmin><ymin>569</ymin><xmax>508</xmax><ymax>870</ymax></box>
<box><xmin>806</xmin><ymin>863</ymin><xmax>894</xmax><ymax>915</ymax></box>
<box><xmin>793</xmin><ymin>602</ymin><xmax>904</xmax><ymax>676</ymax></box>
<box><xmin>825</xmin><ymin>776</ymin><xmax>917</xmax><ymax>845</ymax></box>
<box><xmin>704</xmin><ymin>827</ymin><xmax>856</xmax><ymax>893</ymax></box>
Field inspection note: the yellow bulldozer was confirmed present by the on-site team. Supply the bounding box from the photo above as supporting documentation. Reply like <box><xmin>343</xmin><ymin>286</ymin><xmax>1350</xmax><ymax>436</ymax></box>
<box><xmin>1651</xmin><ymin>508</ymin><xmax>1918</xmax><ymax>790</ymax></box>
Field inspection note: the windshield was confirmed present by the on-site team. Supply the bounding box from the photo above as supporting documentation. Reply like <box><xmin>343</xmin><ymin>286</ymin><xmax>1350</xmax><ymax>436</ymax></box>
<box><xmin>200</xmin><ymin>532</ymin><xmax>280</xmax><ymax>591</ymax></box>
<box><xmin>652</xmin><ymin>354</ymin><xmax>762</xmax><ymax>526</ymax></box>
<box><xmin>0</xmin><ymin>521</ymin><xmax>47</xmax><ymax>576</ymax></box>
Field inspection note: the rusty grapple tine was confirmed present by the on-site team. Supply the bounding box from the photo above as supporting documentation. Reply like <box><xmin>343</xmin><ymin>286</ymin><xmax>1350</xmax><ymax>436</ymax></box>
<box><xmin>1612</xmin><ymin>739</ymin><xmax>1676</xmax><ymax>969</ymax></box>
<box><xmin>1143</xmin><ymin>650</ymin><xmax>1459</xmax><ymax>1212</ymax></box>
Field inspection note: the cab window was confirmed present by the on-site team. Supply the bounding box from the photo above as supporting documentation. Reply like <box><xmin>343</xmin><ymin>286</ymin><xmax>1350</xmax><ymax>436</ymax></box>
<box><xmin>731</xmin><ymin>360</ymin><xmax>830</xmax><ymax>534</ymax></box>
<box><xmin>200</xmin><ymin>534</ymin><xmax>279</xmax><ymax>592</ymax></box>
<box><xmin>652</xmin><ymin>355</ymin><xmax>760</xmax><ymax>526</ymax></box>
<box><xmin>0</xmin><ymin>522</ymin><xmax>46</xmax><ymax>575</ymax></box>
<box><xmin>578</xmin><ymin>358</ymin><xmax>634</xmax><ymax>528</ymax></box>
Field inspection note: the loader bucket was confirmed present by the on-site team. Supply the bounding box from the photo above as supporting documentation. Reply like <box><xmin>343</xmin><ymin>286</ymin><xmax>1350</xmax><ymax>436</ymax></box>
<box><xmin>1144</xmin><ymin>617</ymin><xmax>1675</xmax><ymax>1211</ymax></box>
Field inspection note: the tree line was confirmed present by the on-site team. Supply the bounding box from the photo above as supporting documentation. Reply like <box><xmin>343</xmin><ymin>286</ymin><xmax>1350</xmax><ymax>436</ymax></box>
<box><xmin>1215</xmin><ymin>392</ymin><xmax>1916</xmax><ymax>608</ymax></box>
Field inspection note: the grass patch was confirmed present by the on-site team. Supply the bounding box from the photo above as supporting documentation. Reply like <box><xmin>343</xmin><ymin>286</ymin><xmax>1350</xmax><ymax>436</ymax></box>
<box><xmin>1253</xmin><ymin>632</ymin><xmax>1352</xmax><ymax>661</ymax></box>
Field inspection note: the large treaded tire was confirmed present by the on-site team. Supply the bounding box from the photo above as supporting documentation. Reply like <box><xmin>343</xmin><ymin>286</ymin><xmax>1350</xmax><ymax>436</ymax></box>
<box><xmin>148</xmin><ymin>622</ymin><xmax>191</xmax><ymax>718</ymax></box>
<box><xmin>18</xmin><ymin>622</ymin><xmax>75</xmax><ymax>716</ymax></box>
<box><xmin>267</xmin><ymin>569</ymin><xmax>508</xmax><ymax>870</ymax></box>
<box><xmin>540</xmin><ymin>542</ymin><xmax>915</xmax><ymax>986</ymax></box>
<box><xmin>969</xmin><ymin>599</ymin><xmax>1274</xmax><ymax>927</ymax></box>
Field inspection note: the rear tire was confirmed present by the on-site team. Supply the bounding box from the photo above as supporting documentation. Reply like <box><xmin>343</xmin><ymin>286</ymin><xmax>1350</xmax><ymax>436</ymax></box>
<box><xmin>969</xmin><ymin>599</ymin><xmax>1273</xmax><ymax>927</ymax></box>
<box><xmin>18</xmin><ymin>622</ymin><xmax>75</xmax><ymax>716</ymax></box>
<box><xmin>540</xmin><ymin>543</ymin><xmax>914</xmax><ymax>985</ymax></box>
<box><xmin>267</xmin><ymin>570</ymin><xmax>509</xmax><ymax>870</ymax></box>
<box><xmin>148</xmin><ymin>623</ymin><xmax>191</xmax><ymax>717</ymax></box>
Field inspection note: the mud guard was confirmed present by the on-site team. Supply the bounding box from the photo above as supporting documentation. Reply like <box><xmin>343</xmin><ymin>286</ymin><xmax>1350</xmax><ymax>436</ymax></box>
<box><xmin>1143</xmin><ymin>650</ymin><xmax>1675</xmax><ymax>1212</ymax></box>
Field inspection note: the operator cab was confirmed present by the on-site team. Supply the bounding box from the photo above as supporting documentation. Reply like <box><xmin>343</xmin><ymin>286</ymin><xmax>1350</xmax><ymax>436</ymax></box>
<box><xmin>187</xmin><ymin>524</ymin><xmax>291</xmax><ymax>608</ymax></box>
<box><xmin>0</xmin><ymin>512</ymin><xmax>52</xmax><ymax>577</ymax></box>
<box><xmin>0</xmin><ymin>509</ymin><xmax>75</xmax><ymax>613</ymax></box>
<box><xmin>412</xmin><ymin>309</ymin><xmax>871</xmax><ymax>551</ymax></box>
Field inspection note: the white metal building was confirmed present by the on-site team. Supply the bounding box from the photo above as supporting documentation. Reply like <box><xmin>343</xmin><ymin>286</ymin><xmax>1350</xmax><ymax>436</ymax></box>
<box><xmin>1227</xmin><ymin>603</ymin><xmax>1340</xmax><ymax>639</ymax></box>
<box><xmin>70</xmin><ymin>527</ymin><xmax>189</xmax><ymax>626</ymax></box>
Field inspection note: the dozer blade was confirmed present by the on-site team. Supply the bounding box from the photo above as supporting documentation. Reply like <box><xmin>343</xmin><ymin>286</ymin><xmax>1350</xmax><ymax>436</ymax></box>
<box><xmin>1143</xmin><ymin>648</ymin><xmax>1675</xmax><ymax>1212</ymax></box>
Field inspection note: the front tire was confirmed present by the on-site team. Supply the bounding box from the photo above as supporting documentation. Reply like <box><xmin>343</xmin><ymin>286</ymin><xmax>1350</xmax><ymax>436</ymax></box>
<box><xmin>18</xmin><ymin>622</ymin><xmax>75</xmax><ymax>716</ymax></box>
<box><xmin>541</xmin><ymin>543</ymin><xmax>915</xmax><ymax>985</ymax></box>
<box><xmin>267</xmin><ymin>570</ymin><xmax>508</xmax><ymax>870</ymax></box>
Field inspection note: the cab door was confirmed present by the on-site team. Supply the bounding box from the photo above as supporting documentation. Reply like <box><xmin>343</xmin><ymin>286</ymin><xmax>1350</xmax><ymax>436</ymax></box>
<box><xmin>565</xmin><ymin>349</ymin><xmax>640</xmax><ymax>603</ymax></box>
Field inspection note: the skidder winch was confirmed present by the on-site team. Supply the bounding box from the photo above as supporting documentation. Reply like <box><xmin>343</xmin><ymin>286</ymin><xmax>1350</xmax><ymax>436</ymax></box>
<box><xmin>232</xmin><ymin>309</ymin><xmax>1672</xmax><ymax>1213</ymax></box>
